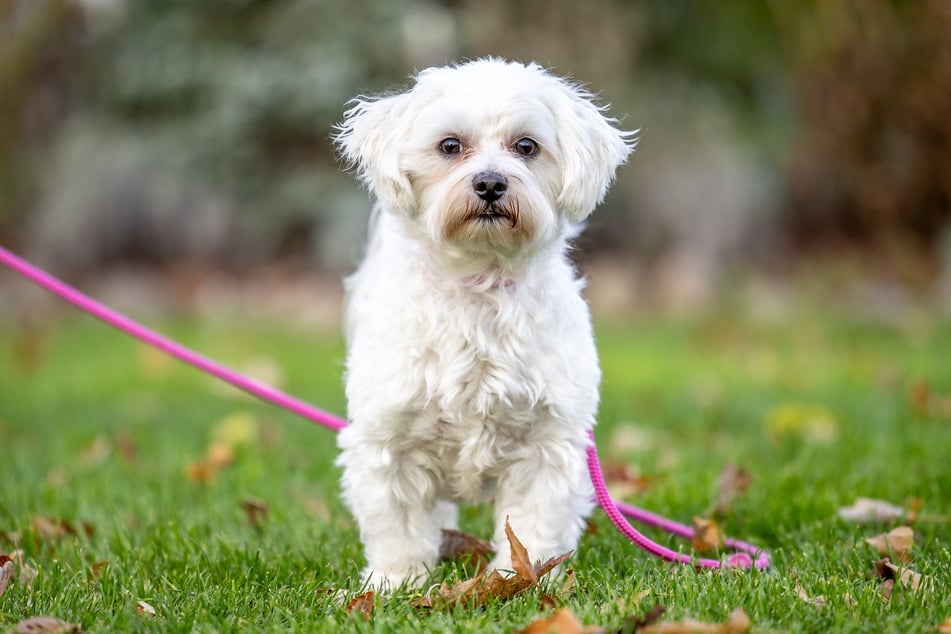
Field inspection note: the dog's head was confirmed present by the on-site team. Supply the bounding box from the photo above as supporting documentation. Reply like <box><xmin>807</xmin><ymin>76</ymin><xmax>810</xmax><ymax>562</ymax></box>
<box><xmin>335</xmin><ymin>58</ymin><xmax>635</xmax><ymax>263</ymax></box>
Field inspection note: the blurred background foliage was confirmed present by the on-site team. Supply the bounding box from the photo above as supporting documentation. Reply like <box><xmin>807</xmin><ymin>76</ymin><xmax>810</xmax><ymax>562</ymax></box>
<box><xmin>1</xmin><ymin>0</ymin><xmax>950</xmax><ymax>311</ymax></box>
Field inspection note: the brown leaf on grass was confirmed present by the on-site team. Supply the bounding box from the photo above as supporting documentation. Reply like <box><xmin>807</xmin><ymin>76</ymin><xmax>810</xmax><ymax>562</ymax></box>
<box><xmin>883</xmin><ymin>561</ymin><xmax>927</xmax><ymax>593</ymax></box>
<box><xmin>13</xmin><ymin>616</ymin><xmax>83</xmax><ymax>633</ymax></box>
<box><xmin>559</xmin><ymin>569</ymin><xmax>577</xmax><ymax>597</ymax></box>
<box><xmin>346</xmin><ymin>591</ymin><xmax>375</xmax><ymax>620</ymax></box>
<box><xmin>115</xmin><ymin>431</ymin><xmax>139</xmax><ymax>465</ymax></box>
<box><xmin>608</xmin><ymin>604</ymin><xmax>668</xmax><ymax>634</ymax></box>
<box><xmin>518</xmin><ymin>608</ymin><xmax>603</xmax><ymax>634</ymax></box>
<box><xmin>691</xmin><ymin>517</ymin><xmax>724</xmax><ymax>553</ymax></box>
<box><xmin>240</xmin><ymin>498</ymin><xmax>269</xmax><ymax>529</ymax></box>
<box><xmin>878</xmin><ymin>578</ymin><xmax>896</xmax><ymax>600</ymax></box>
<box><xmin>793</xmin><ymin>583</ymin><xmax>826</xmax><ymax>607</ymax></box>
<box><xmin>713</xmin><ymin>464</ymin><xmax>753</xmax><ymax>517</ymax></box>
<box><xmin>871</xmin><ymin>558</ymin><xmax>929</xmax><ymax>597</ymax></box>
<box><xmin>640</xmin><ymin>607</ymin><xmax>750</xmax><ymax>634</ymax></box>
<box><xmin>136</xmin><ymin>601</ymin><xmax>156</xmax><ymax>616</ymax></box>
<box><xmin>88</xmin><ymin>560</ymin><xmax>108</xmax><ymax>580</ymax></box>
<box><xmin>864</xmin><ymin>526</ymin><xmax>914</xmax><ymax>563</ymax></box>
<box><xmin>439</xmin><ymin>529</ymin><xmax>494</xmax><ymax>573</ymax></box>
<box><xmin>412</xmin><ymin>518</ymin><xmax>571</xmax><ymax>609</ymax></box>
<box><xmin>30</xmin><ymin>518</ymin><xmax>95</xmax><ymax>543</ymax></box>
<box><xmin>908</xmin><ymin>380</ymin><xmax>951</xmax><ymax>420</ymax></box>
<box><xmin>79</xmin><ymin>436</ymin><xmax>112</xmax><ymax>468</ymax></box>
<box><xmin>601</xmin><ymin>461</ymin><xmax>656</xmax><ymax>499</ymax></box>
<box><xmin>837</xmin><ymin>497</ymin><xmax>907</xmax><ymax>524</ymax></box>
<box><xmin>936</xmin><ymin>616</ymin><xmax>951</xmax><ymax>633</ymax></box>
<box><xmin>0</xmin><ymin>554</ymin><xmax>14</xmax><ymax>597</ymax></box>
<box><xmin>9</xmin><ymin>550</ymin><xmax>37</xmax><ymax>588</ymax></box>
<box><xmin>507</xmin><ymin>519</ymin><xmax>536</xmax><ymax>582</ymax></box>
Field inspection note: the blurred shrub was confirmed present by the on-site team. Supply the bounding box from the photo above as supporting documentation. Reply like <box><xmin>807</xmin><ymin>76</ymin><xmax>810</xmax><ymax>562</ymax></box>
<box><xmin>782</xmin><ymin>0</ymin><xmax>951</xmax><ymax>280</ymax></box>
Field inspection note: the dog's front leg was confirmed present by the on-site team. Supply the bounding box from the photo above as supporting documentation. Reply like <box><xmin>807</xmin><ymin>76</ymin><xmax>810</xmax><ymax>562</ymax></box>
<box><xmin>338</xmin><ymin>438</ymin><xmax>452</xmax><ymax>591</ymax></box>
<box><xmin>489</xmin><ymin>443</ymin><xmax>593</xmax><ymax>574</ymax></box>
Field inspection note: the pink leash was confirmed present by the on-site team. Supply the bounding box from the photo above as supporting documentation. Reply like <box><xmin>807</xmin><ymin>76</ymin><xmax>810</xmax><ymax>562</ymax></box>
<box><xmin>0</xmin><ymin>245</ymin><xmax>770</xmax><ymax>570</ymax></box>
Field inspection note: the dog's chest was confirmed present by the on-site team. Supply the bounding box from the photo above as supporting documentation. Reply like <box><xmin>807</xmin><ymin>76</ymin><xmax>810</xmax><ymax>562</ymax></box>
<box><xmin>417</xmin><ymin>294</ymin><xmax>546</xmax><ymax>424</ymax></box>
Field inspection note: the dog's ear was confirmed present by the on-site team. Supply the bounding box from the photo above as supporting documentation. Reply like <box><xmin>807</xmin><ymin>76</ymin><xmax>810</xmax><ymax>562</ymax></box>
<box><xmin>335</xmin><ymin>94</ymin><xmax>416</xmax><ymax>214</ymax></box>
<box><xmin>548</xmin><ymin>83</ymin><xmax>636</xmax><ymax>223</ymax></box>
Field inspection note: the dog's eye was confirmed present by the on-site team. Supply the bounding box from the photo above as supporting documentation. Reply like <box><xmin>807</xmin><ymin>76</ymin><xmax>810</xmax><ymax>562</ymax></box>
<box><xmin>513</xmin><ymin>138</ymin><xmax>538</xmax><ymax>157</ymax></box>
<box><xmin>439</xmin><ymin>138</ymin><xmax>463</xmax><ymax>155</ymax></box>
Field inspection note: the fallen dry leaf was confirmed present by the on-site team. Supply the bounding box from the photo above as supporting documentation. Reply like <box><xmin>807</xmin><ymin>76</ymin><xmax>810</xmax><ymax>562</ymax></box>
<box><xmin>9</xmin><ymin>550</ymin><xmax>37</xmax><ymax>588</ymax></box>
<box><xmin>691</xmin><ymin>517</ymin><xmax>724</xmax><ymax>553</ymax></box>
<box><xmin>508</xmin><ymin>520</ymin><xmax>537</xmax><ymax>582</ymax></box>
<box><xmin>601</xmin><ymin>461</ymin><xmax>656</xmax><ymax>499</ymax></box>
<box><xmin>559</xmin><ymin>569</ymin><xmax>577</xmax><ymax>597</ymax></box>
<box><xmin>13</xmin><ymin>616</ymin><xmax>83</xmax><ymax>633</ymax></box>
<box><xmin>136</xmin><ymin>601</ymin><xmax>156</xmax><ymax>616</ymax></box>
<box><xmin>346</xmin><ymin>591</ymin><xmax>375</xmax><ymax>620</ymax></box>
<box><xmin>115</xmin><ymin>431</ymin><xmax>139</xmax><ymax>465</ymax></box>
<box><xmin>240</xmin><ymin>498</ymin><xmax>269</xmax><ymax>529</ymax></box>
<box><xmin>89</xmin><ymin>561</ymin><xmax>108</xmax><ymax>580</ymax></box>
<box><xmin>29</xmin><ymin>518</ymin><xmax>95</xmax><ymax>544</ymax></box>
<box><xmin>864</xmin><ymin>526</ymin><xmax>914</xmax><ymax>563</ymax></box>
<box><xmin>518</xmin><ymin>608</ymin><xmax>601</xmax><ymax>634</ymax></box>
<box><xmin>908</xmin><ymin>380</ymin><xmax>951</xmax><ymax>420</ymax></box>
<box><xmin>412</xmin><ymin>518</ymin><xmax>571</xmax><ymax>609</ymax></box>
<box><xmin>608</xmin><ymin>604</ymin><xmax>668</xmax><ymax>634</ymax></box>
<box><xmin>878</xmin><ymin>578</ymin><xmax>896</xmax><ymax>600</ymax></box>
<box><xmin>793</xmin><ymin>583</ymin><xmax>826</xmax><ymax>607</ymax></box>
<box><xmin>936</xmin><ymin>616</ymin><xmax>951</xmax><ymax>634</ymax></box>
<box><xmin>883</xmin><ymin>561</ymin><xmax>927</xmax><ymax>593</ymax></box>
<box><xmin>713</xmin><ymin>463</ymin><xmax>753</xmax><ymax>516</ymax></box>
<box><xmin>439</xmin><ymin>529</ymin><xmax>494</xmax><ymax>572</ymax></box>
<box><xmin>838</xmin><ymin>497</ymin><xmax>907</xmax><ymax>524</ymax></box>
<box><xmin>640</xmin><ymin>607</ymin><xmax>750</xmax><ymax>634</ymax></box>
<box><xmin>871</xmin><ymin>558</ymin><xmax>929</xmax><ymax>598</ymax></box>
<box><xmin>0</xmin><ymin>554</ymin><xmax>14</xmax><ymax>597</ymax></box>
<box><xmin>79</xmin><ymin>436</ymin><xmax>112</xmax><ymax>468</ymax></box>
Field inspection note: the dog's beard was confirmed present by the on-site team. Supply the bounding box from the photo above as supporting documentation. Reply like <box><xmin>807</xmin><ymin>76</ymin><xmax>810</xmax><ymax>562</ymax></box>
<box><xmin>433</xmin><ymin>178</ymin><xmax>549</xmax><ymax>259</ymax></box>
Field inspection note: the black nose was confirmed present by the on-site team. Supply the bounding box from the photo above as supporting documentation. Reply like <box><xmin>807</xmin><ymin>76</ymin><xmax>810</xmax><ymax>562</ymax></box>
<box><xmin>472</xmin><ymin>171</ymin><xmax>508</xmax><ymax>203</ymax></box>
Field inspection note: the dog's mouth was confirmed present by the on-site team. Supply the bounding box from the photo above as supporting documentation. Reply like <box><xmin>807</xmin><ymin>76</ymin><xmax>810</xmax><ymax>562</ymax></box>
<box><xmin>469</xmin><ymin>200</ymin><xmax>519</xmax><ymax>228</ymax></box>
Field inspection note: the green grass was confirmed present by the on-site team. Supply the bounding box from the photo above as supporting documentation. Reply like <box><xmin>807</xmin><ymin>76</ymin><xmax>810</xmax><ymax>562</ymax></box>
<box><xmin>1</xmin><ymin>310</ymin><xmax>949</xmax><ymax>632</ymax></box>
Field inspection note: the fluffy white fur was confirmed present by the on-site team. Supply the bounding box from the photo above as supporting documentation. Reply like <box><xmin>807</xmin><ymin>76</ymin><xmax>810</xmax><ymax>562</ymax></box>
<box><xmin>334</xmin><ymin>58</ymin><xmax>634</xmax><ymax>590</ymax></box>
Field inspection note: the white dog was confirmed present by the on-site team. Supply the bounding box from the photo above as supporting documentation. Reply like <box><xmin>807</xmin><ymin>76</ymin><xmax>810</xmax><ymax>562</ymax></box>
<box><xmin>334</xmin><ymin>58</ymin><xmax>634</xmax><ymax>590</ymax></box>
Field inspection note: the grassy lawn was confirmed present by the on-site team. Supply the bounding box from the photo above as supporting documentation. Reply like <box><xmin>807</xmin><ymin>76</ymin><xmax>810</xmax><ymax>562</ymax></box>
<box><xmin>1</xmin><ymin>307</ymin><xmax>949</xmax><ymax>632</ymax></box>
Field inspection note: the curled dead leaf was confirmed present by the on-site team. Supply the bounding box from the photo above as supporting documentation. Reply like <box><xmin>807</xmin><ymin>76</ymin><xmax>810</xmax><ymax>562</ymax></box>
<box><xmin>518</xmin><ymin>608</ymin><xmax>602</xmax><ymax>634</ymax></box>
<box><xmin>640</xmin><ymin>607</ymin><xmax>750</xmax><ymax>634</ymax></box>
<box><xmin>691</xmin><ymin>517</ymin><xmax>724</xmax><ymax>553</ymax></box>
<box><xmin>412</xmin><ymin>519</ymin><xmax>571</xmax><ymax>609</ymax></box>
<box><xmin>439</xmin><ymin>529</ymin><xmax>493</xmax><ymax>573</ymax></box>
<box><xmin>871</xmin><ymin>558</ymin><xmax>929</xmax><ymax>598</ymax></box>
<box><xmin>602</xmin><ymin>460</ymin><xmax>656</xmax><ymax>499</ymax></box>
<box><xmin>608</xmin><ymin>605</ymin><xmax>668</xmax><ymax>634</ymax></box>
<box><xmin>13</xmin><ymin>616</ymin><xmax>83</xmax><ymax>633</ymax></box>
<box><xmin>136</xmin><ymin>601</ymin><xmax>156</xmax><ymax>616</ymax></box>
<box><xmin>883</xmin><ymin>561</ymin><xmax>927</xmax><ymax>594</ymax></box>
<box><xmin>9</xmin><ymin>550</ymin><xmax>37</xmax><ymax>588</ymax></box>
<box><xmin>346</xmin><ymin>591</ymin><xmax>375</xmax><ymax>620</ymax></box>
<box><xmin>240</xmin><ymin>498</ymin><xmax>269</xmax><ymax>529</ymax></box>
<box><xmin>0</xmin><ymin>554</ymin><xmax>14</xmax><ymax>597</ymax></box>
<box><xmin>837</xmin><ymin>497</ymin><xmax>906</xmax><ymax>524</ymax></box>
<box><xmin>30</xmin><ymin>517</ymin><xmax>94</xmax><ymax>544</ymax></box>
<box><xmin>559</xmin><ymin>569</ymin><xmax>577</xmax><ymax>597</ymax></box>
<box><xmin>864</xmin><ymin>526</ymin><xmax>914</xmax><ymax>563</ymax></box>
<box><xmin>793</xmin><ymin>583</ymin><xmax>826</xmax><ymax>607</ymax></box>
<box><xmin>713</xmin><ymin>463</ymin><xmax>753</xmax><ymax>516</ymax></box>
<box><xmin>936</xmin><ymin>616</ymin><xmax>951</xmax><ymax>634</ymax></box>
